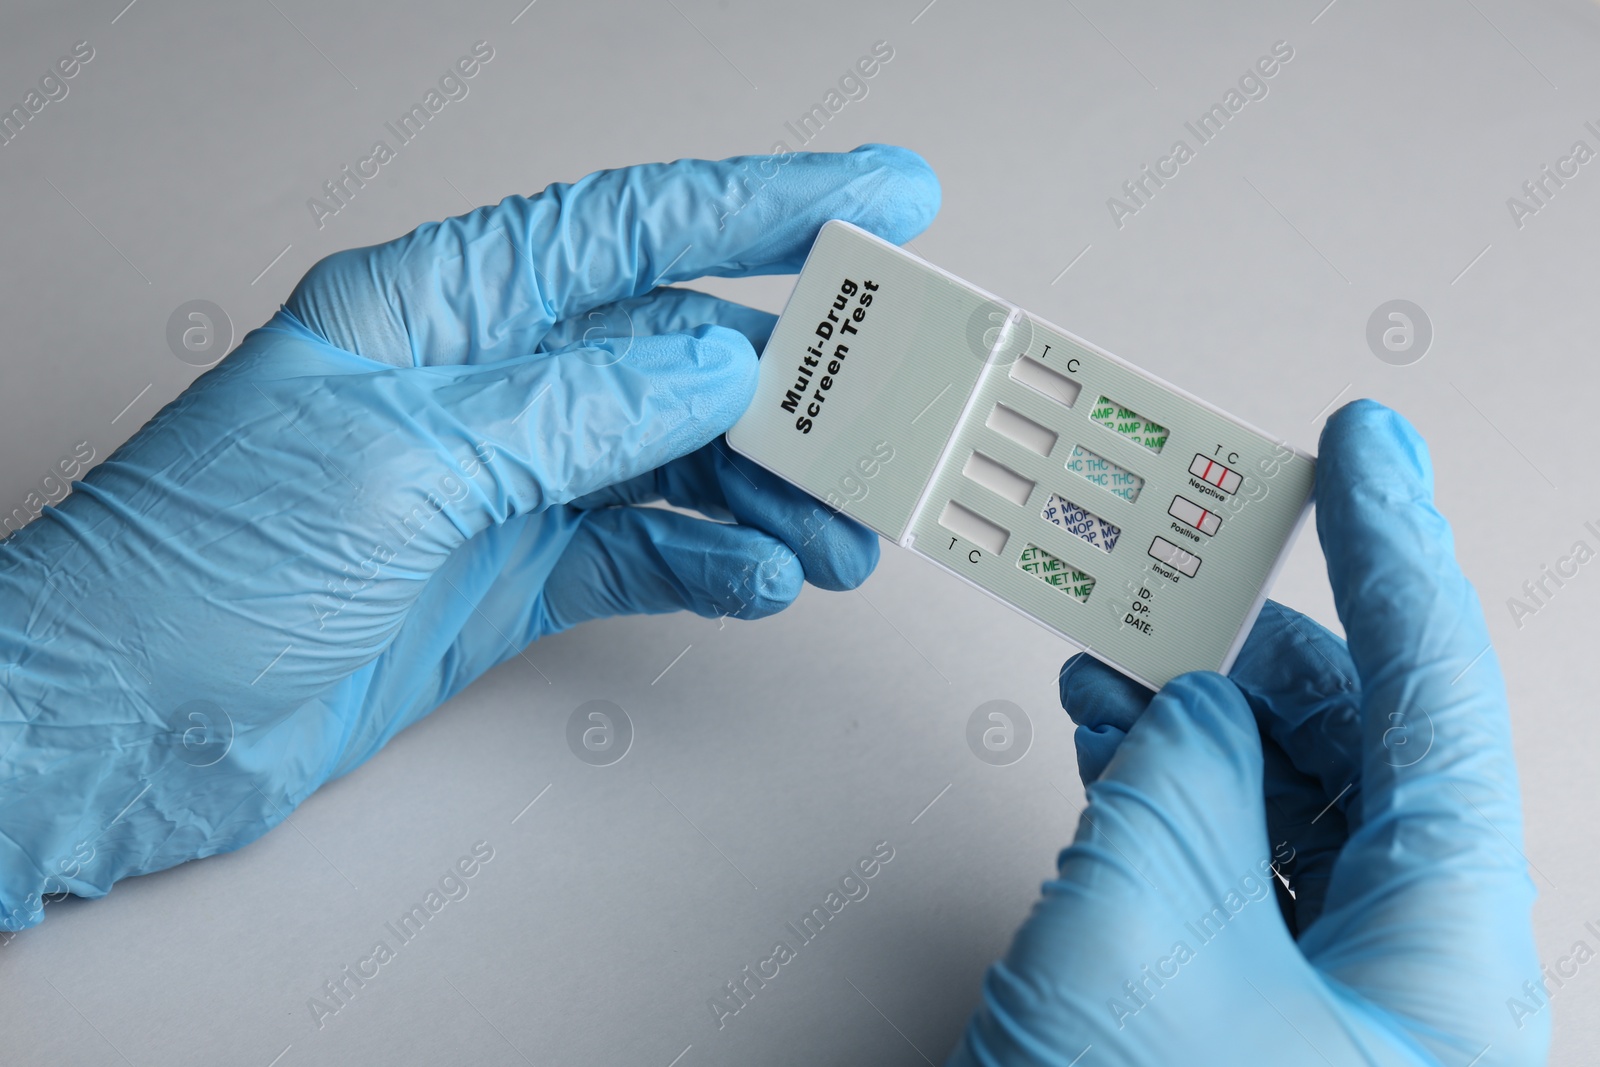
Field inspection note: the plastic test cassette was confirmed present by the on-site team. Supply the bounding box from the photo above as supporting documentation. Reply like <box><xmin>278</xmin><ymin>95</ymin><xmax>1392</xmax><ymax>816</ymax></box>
<box><xmin>727</xmin><ymin>221</ymin><xmax>1315</xmax><ymax>689</ymax></box>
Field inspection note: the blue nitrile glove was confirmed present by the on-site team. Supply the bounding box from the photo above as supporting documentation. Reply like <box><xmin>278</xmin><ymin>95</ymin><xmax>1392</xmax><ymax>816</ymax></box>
<box><xmin>0</xmin><ymin>145</ymin><xmax>941</xmax><ymax>931</ymax></box>
<box><xmin>950</xmin><ymin>401</ymin><xmax>1546</xmax><ymax>1066</ymax></box>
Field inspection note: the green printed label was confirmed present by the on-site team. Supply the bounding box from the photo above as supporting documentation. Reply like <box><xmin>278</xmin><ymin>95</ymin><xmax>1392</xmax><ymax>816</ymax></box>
<box><xmin>1018</xmin><ymin>543</ymin><xmax>1096</xmax><ymax>602</ymax></box>
<box><xmin>1090</xmin><ymin>396</ymin><xmax>1169</xmax><ymax>453</ymax></box>
<box><xmin>1065</xmin><ymin>444</ymin><xmax>1144</xmax><ymax>502</ymax></box>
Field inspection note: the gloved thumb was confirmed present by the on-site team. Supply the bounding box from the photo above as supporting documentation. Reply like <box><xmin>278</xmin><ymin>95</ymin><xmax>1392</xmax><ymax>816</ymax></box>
<box><xmin>956</xmin><ymin>675</ymin><xmax>1305</xmax><ymax>1064</ymax></box>
<box><xmin>1062</xmin><ymin>675</ymin><xmax>1273</xmax><ymax>953</ymax></box>
<box><xmin>403</xmin><ymin>324</ymin><xmax>759</xmax><ymax>548</ymax></box>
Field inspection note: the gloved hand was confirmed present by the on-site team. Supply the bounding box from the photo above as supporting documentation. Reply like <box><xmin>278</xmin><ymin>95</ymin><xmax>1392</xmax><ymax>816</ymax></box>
<box><xmin>0</xmin><ymin>145</ymin><xmax>941</xmax><ymax>931</ymax></box>
<box><xmin>951</xmin><ymin>401</ymin><xmax>1546</xmax><ymax>1066</ymax></box>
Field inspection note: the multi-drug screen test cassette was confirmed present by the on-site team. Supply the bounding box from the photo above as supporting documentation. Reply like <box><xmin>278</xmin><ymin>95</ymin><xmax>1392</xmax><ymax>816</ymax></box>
<box><xmin>727</xmin><ymin>221</ymin><xmax>1316</xmax><ymax>689</ymax></box>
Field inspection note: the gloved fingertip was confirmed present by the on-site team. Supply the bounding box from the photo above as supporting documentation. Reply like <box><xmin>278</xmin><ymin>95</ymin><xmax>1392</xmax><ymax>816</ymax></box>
<box><xmin>674</xmin><ymin>323</ymin><xmax>761</xmax><ymax>428</ymax></box>
<box><xmin>1057</xmin><ymin>652</ymin><xmax>1092</xmax><ymax>707</ymax></box>
<box><xmin>1058</xmin><ymin>654</ymin><xmax>1153</xmax><ymax>729</ymax></box>
<box><xmin>845</xmin><ymin>143</ymin><xmax>942</xmax><ymax>242</ymax></box>
<box><xmin>728</xmin><ymin>544</ymin><xmax>804</xmax><ymax>619</ymax></box>
<box><xmin>686</xmin><ymin>320</ymin><xmax>760</xmax><ymax>371</ymax></box>
<box><xmin>711</xmin><ymin>451</ymin><xmax>881</xmax><ymax>592</ymax></box>
<box><xmin>1318</xmin><ymin>399</ymin><xmax>1432</xmax><ymax>496</ymax></box>
<box><xmin>798</xmin><ymin>514</ymin><xmax>880</xmax><ymax>591</ymax></box>
<box><xmin>1073</xmin><ymin>722</ymin><xmax>1126</xmax><ymax>786</ymax></box>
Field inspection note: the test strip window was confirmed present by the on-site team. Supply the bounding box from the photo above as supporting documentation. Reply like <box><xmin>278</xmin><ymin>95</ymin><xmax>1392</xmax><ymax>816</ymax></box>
<box><xmin>1189</xmin><ymin>454</ymin><xmax>1242</xmax><ymax>494</ymax></box>
<box><xmin>1018</xmin><ymin>543</ymin><xmax>1096</xmax><ymax>603</ymax></box>
<box><xmin>939</xmin><ymin>500</ymin><xmax>1009</xmax><ymax>554</ymax></box>
<box><xmin>987</xmin><ymin>404</ymin><xmax>1057</xmax><ymax>457</ymax></box>
<box><xmin>1010</xmin><ymin>357</ymin><xmax>1081</xmax><ymax>408</ymax></box>
<box><xmin>1169</xmin><ymin>495</ymin><xmax>1221</xmax><ymax>536</ymax></box>
<box><xmin>1065</xmin><ymin>444</ymin><xmax>1143</xmax><ymax>503</ymax></box>
<box><xmin>1041</xmin><ymin>493</ymin><xmax>1121</xmax><ymax>553</ymax></box>
<box><xmin>963</xmin><ymin>452</ymin><xmax>1034</xmax><ymax>507</ymax></box>
<box><xmin>1149</xmin><ymin>536</ymin><xmax>1201</xmax><ymax>577</ymax></box>
<box><xmin>1091</xmin><ymin>396</ymin><xmax>1169</xmax><ymax>453</ymax></box>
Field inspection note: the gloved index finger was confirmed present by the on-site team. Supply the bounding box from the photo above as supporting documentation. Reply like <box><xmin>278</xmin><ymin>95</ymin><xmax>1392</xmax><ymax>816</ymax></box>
<box><xmin>1316</xmin><ymin>401</ymin><xmax>1520</xmax><ymax>829</ymax></box>
<box><xmin>1310</xmin><ymin>401</ymin><xmax>1533</xmax><ymax>930</ymax></box>
<box><xmin>286</xmin><ymin>145</ymin><xmax>940</xmax><ymax>367</ymax></box>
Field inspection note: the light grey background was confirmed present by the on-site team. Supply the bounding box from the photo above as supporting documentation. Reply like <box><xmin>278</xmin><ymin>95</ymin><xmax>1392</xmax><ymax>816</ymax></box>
<box><xmin>2</xmin><ymin>0</ymin><xmax>1597</xmax><ymax>1063</ymax></box>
